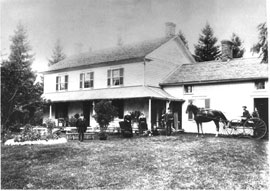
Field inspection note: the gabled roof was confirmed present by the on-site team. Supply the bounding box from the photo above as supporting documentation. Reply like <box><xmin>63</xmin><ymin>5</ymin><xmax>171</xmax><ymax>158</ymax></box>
<box><xmin>161</xmin><ymin>58</ymin><xmax>268</xmax><ymax>85</ymax></box>
<box><xmin>47</xmin><ymin>36</ymin><xmax>175</xmax><ymax>72</ymax></box>
<box><xmin>42</xmin><ymin>85</ymin><xmax>183</xmax><ymax>102</ymax></box>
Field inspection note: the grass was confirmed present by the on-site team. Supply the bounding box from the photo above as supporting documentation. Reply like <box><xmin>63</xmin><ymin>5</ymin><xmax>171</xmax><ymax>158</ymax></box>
<box><xmin>1</xmin><ymin>134</ymin><xmax>269</xmax><ymax>189</ymax></box>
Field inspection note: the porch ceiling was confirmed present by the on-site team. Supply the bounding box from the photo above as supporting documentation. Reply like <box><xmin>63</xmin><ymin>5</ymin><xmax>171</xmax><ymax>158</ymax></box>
<box><xmin>42</xmin><ymin>86</ymin><xmax>183</xmax><ymax>102</ymax></box>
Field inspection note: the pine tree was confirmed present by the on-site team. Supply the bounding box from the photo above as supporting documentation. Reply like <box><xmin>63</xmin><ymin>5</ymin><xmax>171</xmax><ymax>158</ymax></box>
<box><xmin>1</xmin><ymin>24</ymin><xmax>44</xmax><ymax>131</ymax></box>
<box><xmin>194</xmin><ymin>23</ymin><xmax>220</xmax><ymax>62</ymax></box>
<box><xmin>48</xmin><ymin>39</ymin><xmax>66</xmax><ymax>66</ymax></box>
<box><xmin>251</xmin><ymin>22</ymin><xmax>268</xmax><ymax>63</ymax></box>
<box><xmin>178</xmin><ymin>30</ymin><xmax>189</xmax><ymax>49</ymax></box>
<box><xmin>231</xmin><ymin>33</ymin><xmax>245</xmax><ymax>58</ymax></box>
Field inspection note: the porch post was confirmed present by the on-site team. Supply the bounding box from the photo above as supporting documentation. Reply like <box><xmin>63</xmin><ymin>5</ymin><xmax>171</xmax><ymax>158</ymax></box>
<box><xmin>92</xmin><ymin>101</ymin><xmax>95</xmax><ymax>115</ymax></box>
<box><xmin>148</xmin><ymin>98</ymin><xmax>152</xmax><ymax>130</ymax></box>
<box><xmin>166</xmin><ymin>101</ymin><xmax>170</xmax><ymax>112</ymax></box>
<box><xmin>49</xmin><ymin>104</ymin><xmax>52</xmax><ymax>119</ymax></box>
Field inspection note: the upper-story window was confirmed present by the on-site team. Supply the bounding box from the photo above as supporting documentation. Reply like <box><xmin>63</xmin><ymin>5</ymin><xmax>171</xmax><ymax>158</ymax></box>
<box><xmin>184</xmin><ymin>85</ymin><xmax>193</xmax><ymax>94</ymax></box>
<box><xmin>80</xmin><ymin>72</ymin><xmax>94</xmax><ymax>89</ymax></box>
<box><xmin>255</xmin><ymin>80</ymin><xmax>265</xmax><ymax>90</ymax></box>
<box><xmin>107</xmin><ymin>68</ymin><xmax>124</xmax><ymax>86</ymax></box>
<box><xmin>56</xmin><ymin>75</ymin><xmax>68</xmax><ymax>91</ymax></box>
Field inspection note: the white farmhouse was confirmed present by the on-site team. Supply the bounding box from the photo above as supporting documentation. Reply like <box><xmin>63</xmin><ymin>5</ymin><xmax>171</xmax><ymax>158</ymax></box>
<box><xmin>42</xmin><ymin>23</ymin><xmax>195</xmax><ymax>130</ymax></box>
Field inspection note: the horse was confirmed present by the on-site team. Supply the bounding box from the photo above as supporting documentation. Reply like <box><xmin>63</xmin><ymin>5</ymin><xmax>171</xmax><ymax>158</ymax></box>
<box><xmin>186</xmin><ymin>103</ymin><xmax>228</xmax><ymax>137</ymax></box>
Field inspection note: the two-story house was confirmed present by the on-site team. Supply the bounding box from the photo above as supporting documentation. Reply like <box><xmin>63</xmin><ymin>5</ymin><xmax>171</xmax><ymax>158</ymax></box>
<box><xmin>161</xmin><ymin>40</ymin><xmax>268</xmax><ymax>135</ymax></box>
<box><xmin>42</xmin><ymin>22</ymin><xmax>195</xmax><ymax>129</ymax></box>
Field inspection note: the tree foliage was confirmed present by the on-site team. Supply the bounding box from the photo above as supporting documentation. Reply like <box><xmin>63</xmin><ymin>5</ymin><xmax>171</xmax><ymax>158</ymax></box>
<box><xmin>1</xmin><ymin>24</ymin><xmax>45</xmax><ymax>131</ymax></box>
<box><xmin>178</xmin><ymin>30</ymin><xmax>189</xmax><ymax>49</ymax></box>
<box><xmin>93</xmin><ymin>100</ymin><xmax>118</xmax><ymax>130</ymax></box>
<box><xmin>251</xmin><ymin>22</ymin><xmax>268</xmax><ymax>63</ymax></box>
<box><xmin>194</xmin><ymin>23</ymin><xmax>220</xmax><ymax>62</ymax></box>
<box><xmin>231</xmin><ymin>33</ymin><xmax>245</xmax><ymax>58</ymax></box>
<box><xmin>48</xmin><ymin>39</ymin><xmax>66</xmax><ymax>66</ymax></box>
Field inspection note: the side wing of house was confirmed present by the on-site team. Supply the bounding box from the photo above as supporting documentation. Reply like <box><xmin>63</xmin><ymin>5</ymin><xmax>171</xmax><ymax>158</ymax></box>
<box><xmin>144</xmin><ymin>37</ymin><xmax>195</xmax><ymax>87</ymax></box>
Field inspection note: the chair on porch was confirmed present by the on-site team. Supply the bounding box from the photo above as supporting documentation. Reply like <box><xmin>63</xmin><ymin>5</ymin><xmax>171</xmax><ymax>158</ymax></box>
<box><xmin>119</xmin><ymin>115</ymin><xmax>133</xmax><ymax>138</ymax></box>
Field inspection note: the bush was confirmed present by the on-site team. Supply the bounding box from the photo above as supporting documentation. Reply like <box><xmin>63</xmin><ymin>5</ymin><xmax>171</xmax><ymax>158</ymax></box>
<box><xmin>44</xmin><ymin>118</ymin><xmax>55</xmax><ymax>134</ymax></box>
<box><xmin>14</xmin><ymin>124</ymin><xmax>41</xmax><ymax>142</ymax></box>
<box><xmin>93</xmin><ymin>100</ymin><xmax>118</xmax><ymax>131</ymax></box>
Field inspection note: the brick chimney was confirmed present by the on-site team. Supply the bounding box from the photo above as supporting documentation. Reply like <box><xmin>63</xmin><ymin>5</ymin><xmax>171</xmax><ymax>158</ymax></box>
<box><xmin>221</xmin><ymin>40</ymin><xmax>233</xmax><ymax>61</ymax></box>
<box><xmin>165</xmin><ymin>22</ymin><xmax>176</xmax><ymax>38</ymax></box>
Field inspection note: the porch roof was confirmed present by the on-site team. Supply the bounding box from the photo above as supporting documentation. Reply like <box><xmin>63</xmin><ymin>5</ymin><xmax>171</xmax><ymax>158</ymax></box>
<box><xmin>42</xmin><ymin>86</ymin><xmax>183</xmax><ymax>102</ymax></box>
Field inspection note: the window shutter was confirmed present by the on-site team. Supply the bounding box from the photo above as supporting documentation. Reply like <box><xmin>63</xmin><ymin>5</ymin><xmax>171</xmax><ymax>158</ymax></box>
<box><xmin>65</xmin><ymin>75</ymin><xmax>68</xmax><ymax>90</ymax></box>
<box><xmin>56</xmin><ymin>76</ymin><xmax>59</xmax><ymax>90</ymax></box>
<box><xmin>205</xmin><ymin>99</ymin><xmax>210</xmax><ymax>109</ymax></box>
<box><xmin>80</xmin><ymin>73</ymin><xmax>83</xmax><ymax>88</ymax></box>
<box><xmin>107</xmin><ymin>70</ymin><xmax>111</xmax><ymax>86</ymax></box>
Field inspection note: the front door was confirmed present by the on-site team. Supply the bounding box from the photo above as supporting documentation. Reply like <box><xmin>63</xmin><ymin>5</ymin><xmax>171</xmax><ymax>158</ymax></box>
<box><xmin>83</xmin><ymin>101</ymin><xmax>91</xmax><ymax>126</ymax></box>
<box><xmin>254</xmin><ymin>98</ymin><xmax>268</xmax><ymax>138</ymax></box>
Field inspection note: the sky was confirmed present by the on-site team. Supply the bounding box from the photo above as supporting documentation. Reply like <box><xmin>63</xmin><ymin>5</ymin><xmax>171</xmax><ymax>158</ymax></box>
<box><xmin>1</xmin><ymin>0</ymin><xmax>267</xmax><ymax>72</ymax></box>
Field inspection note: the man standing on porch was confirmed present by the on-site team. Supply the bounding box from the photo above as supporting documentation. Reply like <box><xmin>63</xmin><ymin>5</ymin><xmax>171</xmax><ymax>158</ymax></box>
<box><xmin>165</xmin><ymin>108</ymin><xmax>174</xmax><ymax>136</ymax></box>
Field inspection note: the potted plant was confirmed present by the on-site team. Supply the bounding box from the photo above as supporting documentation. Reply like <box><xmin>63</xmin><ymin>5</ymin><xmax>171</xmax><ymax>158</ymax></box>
<box><xmin>93</xmin><ymin>100</ymin><xmax>118</xmax><ymax>140</ymax></box>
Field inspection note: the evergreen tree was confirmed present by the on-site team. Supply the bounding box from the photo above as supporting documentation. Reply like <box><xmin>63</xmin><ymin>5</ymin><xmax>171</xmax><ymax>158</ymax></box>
<box><xmin>231</xmin><ymin>33</ymin><xmax>245</xmax><ymax>58</ymax></box>
<box><xmin>1</xmin><ymin>24</ymin><xmax>44</xmax><ymax>131</ymax></box>
<box><xmin>178</xmin><ymin>30</ymin><xmax>189</xmax><ymax>49</ymax></box>
<box><xmin>251</xmin><ymin>22</ymin><xmax>268</xmax><ymax>63</ymax></box>
<box><xmin>194</xmin><ymin>23</ymin><xmax>220</xmax><ymax>62</ymax></box>
<box><xmin>48</xmin><ymin>39</ymin><xmax>66</xmax><ymax>66</ymax></box>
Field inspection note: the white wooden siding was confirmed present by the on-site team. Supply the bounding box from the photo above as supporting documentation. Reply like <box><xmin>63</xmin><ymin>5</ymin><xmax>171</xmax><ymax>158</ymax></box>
<box><xmin>164</xmin><ymin>81</ymin><xmax>268</xmax><ymax>134</ymax></box>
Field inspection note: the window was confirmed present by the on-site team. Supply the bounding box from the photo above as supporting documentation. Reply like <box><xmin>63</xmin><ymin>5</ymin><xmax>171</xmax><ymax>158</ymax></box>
<box><xmin>56</xmin><ymin>75</ymin><xmax>68</xmax><ymax>91</ymax></box>
<box><xmin>107</xmin><ymin>68</ymin><xmax>124</xmax><ymax>86</ymax></box>
<box><xmin>184</xmin><ymin>85</ymin><xmax>193</xmax><ymax>94</ymax></box>
<box><xmin>80</xmin><ymin>72</ymin><xmax>94</xmax><ymax>89</ymax></box>
<box><xmin>255</xmin><ymin>80</ymin><xmax>265</xmax><ymax>90</ymax></box>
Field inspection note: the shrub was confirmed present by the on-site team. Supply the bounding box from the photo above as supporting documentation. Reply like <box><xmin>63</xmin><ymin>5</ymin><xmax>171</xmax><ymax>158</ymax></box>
<box><xmin>14</xmin><ymin>124</ymin><xmax>41</xmax><ymax>142</ymax></box>
<box><xmin>93</xmin><ymin>100</ymin><xmax>118</xmax><ymax>131</ymax></box>
<box><xmin>44</xmin><ymin>118</ymin><xmax>55</xmax><ymax>134</ymax></box>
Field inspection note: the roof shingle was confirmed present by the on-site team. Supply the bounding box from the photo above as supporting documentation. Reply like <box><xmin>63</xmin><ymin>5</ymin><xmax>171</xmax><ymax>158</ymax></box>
<box><xmin>47</xmin><ymin>36</ymin><xmax>173</xmax><ymax>72</ymax></box>
<box><xmin>161</xmin><ymin>58</ymin><xmax>268</xmax><ymax>85</ymax></box>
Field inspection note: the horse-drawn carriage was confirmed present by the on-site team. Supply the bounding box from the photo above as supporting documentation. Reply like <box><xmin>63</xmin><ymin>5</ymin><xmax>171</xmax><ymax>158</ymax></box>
<box><xmin>186</xmin><ymin>103</ymin><xmax>268</xmax><ymax>139</ymax></box>
<box><xmin>222</xmin><ymin>117</ymin><xmax>267</xmax><ymax>139</ymax></box>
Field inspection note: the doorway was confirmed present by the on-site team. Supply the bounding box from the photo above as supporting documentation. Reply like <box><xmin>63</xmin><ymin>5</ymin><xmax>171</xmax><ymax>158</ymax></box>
<box><xmin>254</xmin><ymin>98</ymin><xmax>268</xmax><ymax>138</ymax></box>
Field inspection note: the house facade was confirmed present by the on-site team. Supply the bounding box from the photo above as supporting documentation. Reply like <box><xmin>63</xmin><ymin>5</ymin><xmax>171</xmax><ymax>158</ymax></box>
<box><xmin>161</xmin><ymin>41</ymin><xmax>268</xmax><ymax>134</ymax></box>
<box><xmin>42</xmin><ymin>22</ymin><xmax>195</xmax><ymax>130</ymax></box>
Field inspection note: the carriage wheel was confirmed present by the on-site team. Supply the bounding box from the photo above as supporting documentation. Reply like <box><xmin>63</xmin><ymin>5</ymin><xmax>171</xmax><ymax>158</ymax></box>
<box><xmin>219</xmin><ymin>121</ymin><xmax>232</xmax><ymax>136</ymax></box>
<box><xmin>243</xmin><ymin>118</ymin><xmax>267</xmax><ymax>139</ymax></box>
<box><xmin>228</xmin><ymin>119</ymin><xmax>244</xmax><ymax>137</ymax></box>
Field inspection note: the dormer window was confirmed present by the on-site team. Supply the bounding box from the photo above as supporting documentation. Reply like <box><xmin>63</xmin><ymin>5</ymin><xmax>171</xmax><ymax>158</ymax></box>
<box><xmin>107</xmin><ymin>68</ymin><xmax>124</xmax><ymax>86</ymax></box>
<box><xmin>184</xmin><ymin>85</ymin><xmax>193</xmax><ymax>94</ymax></box>
<box><xmin>80</xmin><ymin>72</ymin><xmax>94</xmax><ymax>89</ymax></box>
<box><xmin>255</xmin><ymin>80</ymin><xmax>265</xmax><ymax>90</ymax></box>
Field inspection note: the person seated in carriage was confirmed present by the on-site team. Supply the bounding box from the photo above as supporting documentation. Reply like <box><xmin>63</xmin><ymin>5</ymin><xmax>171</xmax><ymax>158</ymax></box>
<box><xmin>241</xmin><ymin>106</ymin><xmax>251</xmax><ymax>123</ymax></box>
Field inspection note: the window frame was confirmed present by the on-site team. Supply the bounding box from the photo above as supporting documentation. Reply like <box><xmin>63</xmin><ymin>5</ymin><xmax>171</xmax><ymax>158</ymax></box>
<box><xmin>56</xmin><ymin>75</ymin><xmax>68</xmax><ymax>91</ymax></box>
<box><xmin>80</xmin><ymin>71</ymin><xmax>94</xmax><ymax>89</ymax></box>
<box><xmin>184</xmin><ymin>85</ymin><xmax>193</xmax><ymax>94</ymax></box>
<box><xmin>255</xmin><ymin>80</ymin><xmax>265</xmax><ymax>90</ymax></box>
<box><xmin>107</xmin><ymin>68</ymin><xmax>124</xmax><ymax>87</ymax></box>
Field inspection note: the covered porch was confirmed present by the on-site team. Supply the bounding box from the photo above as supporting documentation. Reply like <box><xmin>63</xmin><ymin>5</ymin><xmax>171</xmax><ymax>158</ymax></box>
<box><xmin>43</xmin><ymin>86</ymin><xmax>184</xmax><ymax>130</ymax></box>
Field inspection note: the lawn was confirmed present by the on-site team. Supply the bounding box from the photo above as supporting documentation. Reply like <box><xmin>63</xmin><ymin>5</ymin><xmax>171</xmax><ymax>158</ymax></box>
<box><xmin>1</xmin><ymin>134</ymin><xmax>269</xmax><ymax>189</ymax></box>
